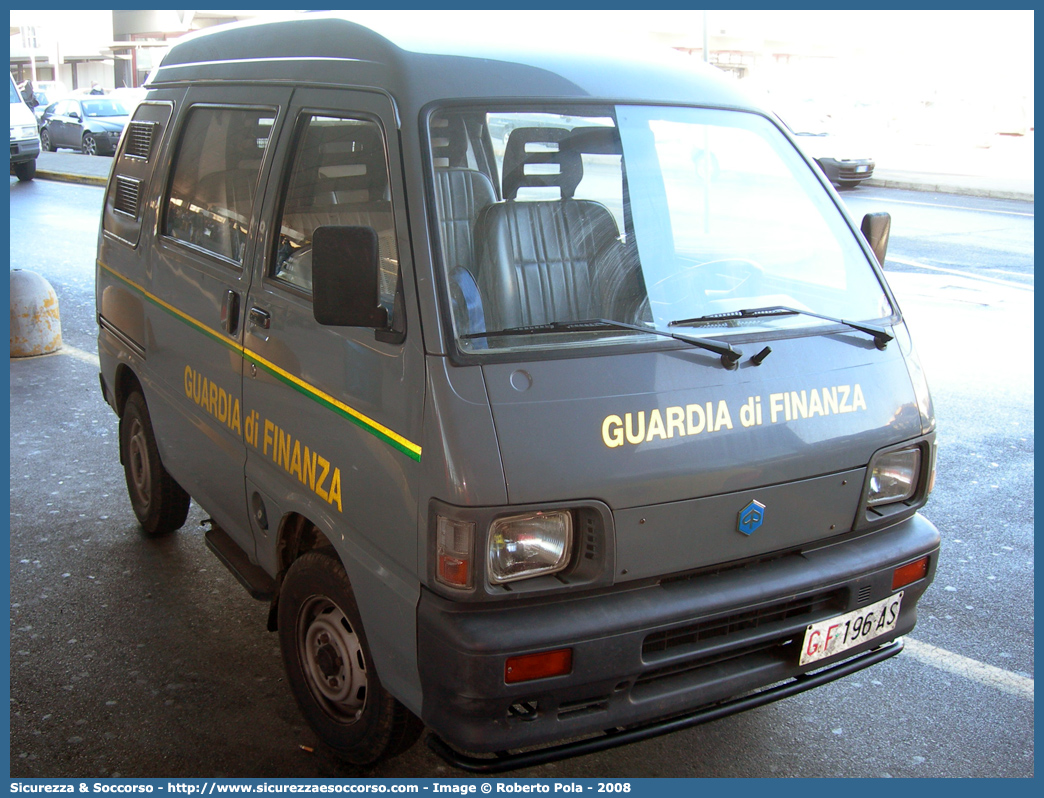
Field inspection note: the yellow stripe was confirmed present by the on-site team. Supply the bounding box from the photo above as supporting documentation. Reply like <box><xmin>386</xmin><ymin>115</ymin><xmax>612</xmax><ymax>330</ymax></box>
<box><xmin>98</xmin><ymin>260</ymin><xmax>422</xmax><ymax>458</ymax></box>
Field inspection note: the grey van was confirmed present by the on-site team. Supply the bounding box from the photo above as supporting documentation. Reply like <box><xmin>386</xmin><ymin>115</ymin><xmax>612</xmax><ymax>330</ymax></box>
<box><xmin>96</xmin><ymin>14</ymin><xmax>939</xmax><ymax>771</ymax></box>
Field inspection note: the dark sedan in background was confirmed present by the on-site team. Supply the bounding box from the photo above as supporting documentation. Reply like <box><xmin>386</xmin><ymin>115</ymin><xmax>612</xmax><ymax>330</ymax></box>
<box><xmin>38</xmin><ymin>96</ymin><xmax>130</xmax><ymax>156</ymax></box>
<box><xmin>793</xmin><ymin>130</ymin><xmax>876</xmax><ymax>189</ymax></box>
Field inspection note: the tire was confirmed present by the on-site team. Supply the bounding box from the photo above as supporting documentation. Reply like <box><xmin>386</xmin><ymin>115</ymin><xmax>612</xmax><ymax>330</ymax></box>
<box><xmin>40</xmin><ymin>129</ymin><xmax>54</xmax><ymax>152</ymax></box>
<box><xmin>838</xmin><ymin>180</ymin><xmax>862</xmax><ymax>190</ymax></box>
<box><xmin>14</xmin><ymin>160</ymin><xmax>36</xmax><ymax>182</ymax></box>
<box><xmin>278</xmin><ymin>549</ymin><xmax>423</xmax><ymax>765</ymax></box>
<box><xmin>82</xmin><ymin>132</ymin><xmax>98</xmax><ymax>156</ymax></box>
<box><xmin>119</xmin><ymin>391</ymin><xmax>190</xmax><ymax>536</ymax></box>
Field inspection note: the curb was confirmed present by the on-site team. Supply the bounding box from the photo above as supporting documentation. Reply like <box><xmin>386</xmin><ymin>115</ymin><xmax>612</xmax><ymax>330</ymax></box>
<box><xmin>36</xmin><ymin>170</ymin><xmax>109</xmax><ymax>188</ymax></box>
<box><xmin>864</xmin><ymin>177</ymin><xmax>1033</xmax><ymax>203</ymax></box>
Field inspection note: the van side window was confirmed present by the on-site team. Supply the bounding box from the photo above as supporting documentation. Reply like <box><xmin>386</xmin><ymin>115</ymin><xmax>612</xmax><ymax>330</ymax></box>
<box><xmin>163</xmin><ymin>107</ymin><xmax>275</xmax><ymax>265</ymax></box>
<box><xmin>273</xmin><ymin>115</ymin><xmax>399</xmax><ymax>309</ymax></box>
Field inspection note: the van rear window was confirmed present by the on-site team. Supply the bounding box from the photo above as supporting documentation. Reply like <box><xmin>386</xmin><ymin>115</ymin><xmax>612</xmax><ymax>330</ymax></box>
<box><xmin>163</xmin><ymin>107</ymin><xmax>275</xmax><ymax>265</ymax></box>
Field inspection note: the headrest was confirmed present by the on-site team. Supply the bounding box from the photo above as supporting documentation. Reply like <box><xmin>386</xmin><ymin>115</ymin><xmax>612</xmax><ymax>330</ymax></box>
<box><xmin>502</xmin><ymin>127</ymin><xmax>583</xmax><ymax>200</ymax></box>
<box><xmin>305</xmin><ymin>122</ymin><xmax>388</xmax><ymax>203</ymax></box>
<box><xmin>430</xmin><ymin>115</ymin><xmax>469</xmax><ymax>168</ymax></box>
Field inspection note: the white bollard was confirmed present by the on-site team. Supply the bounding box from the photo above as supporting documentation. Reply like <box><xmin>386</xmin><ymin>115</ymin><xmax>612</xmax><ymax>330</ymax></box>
<box><xmin>10</xmin><ymin>269</ymin><xmax>63</xmax><ymax>357</ymax></box>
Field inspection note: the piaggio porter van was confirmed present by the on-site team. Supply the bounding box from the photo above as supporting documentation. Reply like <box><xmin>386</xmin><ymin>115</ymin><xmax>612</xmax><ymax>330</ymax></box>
<box><xmin>95</xmin><ymin>14</ymin><xmax>940</xmax><ymax>771</ymax></box>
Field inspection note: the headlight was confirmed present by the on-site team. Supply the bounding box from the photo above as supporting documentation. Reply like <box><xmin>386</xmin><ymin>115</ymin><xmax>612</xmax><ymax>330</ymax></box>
<box><xmin>488</xmin><ymin>511</ymin><xmax>572</xmax><ymax>584</ymax></box>
<box><xmin>12</xmin><ymin>125</ymin><xmax>37</xmax><ymax>139</ymax></box>
<box><xmin>868</xmin><ymin>448</ymin><xmax>921</xmax><ymax>506</ymax></box>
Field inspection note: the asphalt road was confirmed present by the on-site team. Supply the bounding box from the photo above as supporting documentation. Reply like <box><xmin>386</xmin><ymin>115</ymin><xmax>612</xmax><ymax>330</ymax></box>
<box><xmin>8</xmin><ymin>178</ymin><xmax>1034</xmax><ymax>778</ymax></box>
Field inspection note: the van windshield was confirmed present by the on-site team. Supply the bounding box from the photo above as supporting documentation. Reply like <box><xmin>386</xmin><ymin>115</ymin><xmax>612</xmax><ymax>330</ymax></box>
<box><xmin>428</xmin><ymin>105</ymin><xmax>892</xmax><ymax>355</ymax></box>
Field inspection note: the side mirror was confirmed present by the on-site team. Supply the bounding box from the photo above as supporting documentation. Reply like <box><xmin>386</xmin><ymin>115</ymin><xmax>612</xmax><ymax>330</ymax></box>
<box><xmin>860</xmin><ymin>212</ymin><xmax>891</xmax><ymax>267</ymax></box>
<box><xmin>311</xmin><ymin>225</ymin><xmax>389</xmax><ymax>329</ymax></box>
<box><xmin>68</xmin><ymin>111</ymin><xmax>81</xmax><ymax>121</ymax></box>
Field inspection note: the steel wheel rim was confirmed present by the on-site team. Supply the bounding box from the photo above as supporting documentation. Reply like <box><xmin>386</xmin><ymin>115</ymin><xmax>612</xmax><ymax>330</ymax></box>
<box><xmin>127</xmin><ymin>417</ymin><xmax>151</xmax><ymax>511</ymax></box>
<box><xmin>298</xmin><ymin>595</ymin><xmax>367</xmax><ymax>724</ymax></box>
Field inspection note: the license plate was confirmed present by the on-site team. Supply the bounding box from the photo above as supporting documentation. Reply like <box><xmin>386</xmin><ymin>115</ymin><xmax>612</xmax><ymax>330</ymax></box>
<box><xmin>799</xmin><ymin>592</ymin><xmax>903</xmax><ymax>666</ymax></box>
<box><xmin>855</xmin><ymin>165</ymin><xmax>869</xmax><ymax>173</ymax></box>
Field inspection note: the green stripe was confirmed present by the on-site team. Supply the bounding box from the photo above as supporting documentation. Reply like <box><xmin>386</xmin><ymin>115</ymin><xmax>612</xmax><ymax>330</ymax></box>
<box><xmin>240</xmin><ymin>349</ymin><xmax>422</xmax><ymax>461</ymax></box>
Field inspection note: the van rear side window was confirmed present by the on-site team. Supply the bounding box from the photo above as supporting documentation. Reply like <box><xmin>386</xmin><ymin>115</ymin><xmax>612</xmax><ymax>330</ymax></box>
<box><xmin>163</xmin><ymin>107</ymin><xmax>275</xmax><ymax>264</ymax></box>
<box><xmin>274</xmin><ymin>115</ymin><xmax>399</xmax><ymax>308</ymax></box>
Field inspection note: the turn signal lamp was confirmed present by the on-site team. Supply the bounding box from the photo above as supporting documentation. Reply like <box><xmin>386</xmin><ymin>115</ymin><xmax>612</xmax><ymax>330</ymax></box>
<box><xmin>505</xmin><ymin>648</ymin><xmax>573</xmax><ymax>684</ymax></box>
<box><xmin>436</xmin><ymin>515</ymin><xmax>474</xmax><ymax>589</ymax></box>
<box><xmin>892</xmin><ymin>556</ymin><xmax>929</xmax><ymax>590</ymax></box>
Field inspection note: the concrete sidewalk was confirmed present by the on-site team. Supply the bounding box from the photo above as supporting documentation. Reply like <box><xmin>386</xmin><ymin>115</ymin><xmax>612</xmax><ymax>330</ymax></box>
<box><xmin>33</xmin><ymin>144</ymin><xmax>1034</xmax><ymax>202</ymax></box>
<box><xmin>35</xmin><ymin>150</ymin><xmax>114</xmax><ymax>187</ymax></box>
<box><xmin>867</xmin><ymin>168</ymin><xmax>1033</xmax><ymax>202</ymax></box>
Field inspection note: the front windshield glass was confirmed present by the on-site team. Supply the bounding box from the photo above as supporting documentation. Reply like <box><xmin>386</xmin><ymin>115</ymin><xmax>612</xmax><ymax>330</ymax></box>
<box><xmin>81</xmin><ymin>99</ymin><xmax>129</xmax><ymax>118</ymax></box>
<box><xmin>428</xmin><ymin>105</ymin><xmax>892</xmax><ymax>355</ymax></box>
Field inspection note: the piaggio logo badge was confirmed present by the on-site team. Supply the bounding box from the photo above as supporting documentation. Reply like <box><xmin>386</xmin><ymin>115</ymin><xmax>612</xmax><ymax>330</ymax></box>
<box><xmin>738</xmin><ymin>500</ymin><xmax>766</xmax><ymax>535</ymax></box>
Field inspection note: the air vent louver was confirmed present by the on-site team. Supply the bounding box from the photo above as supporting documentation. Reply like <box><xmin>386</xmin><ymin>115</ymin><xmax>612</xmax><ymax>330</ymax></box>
<box><xmin>113</xmin><ymin>175</ymin><xmax>142</xmax><ymax>219</ymax></box>
<box><xmin>125</xmin><ymin>122</ymin><xmax>155</xmax><ymax>160</ymax></box>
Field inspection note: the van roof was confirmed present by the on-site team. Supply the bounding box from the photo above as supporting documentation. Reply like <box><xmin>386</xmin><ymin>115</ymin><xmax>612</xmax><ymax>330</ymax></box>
<box><xmin>151</xmin><ymin>12</ymin><xmax>762</xmax><ymax>121</ymax></box>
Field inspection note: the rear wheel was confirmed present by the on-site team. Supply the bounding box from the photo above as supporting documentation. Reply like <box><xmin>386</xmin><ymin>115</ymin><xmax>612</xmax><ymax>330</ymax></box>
<box><xmin>82</xmin><ymin>132</ymin><xmax>98</xmax><ymax>156</ymax></box>
<box><xmin>119</xmin><ymin>391</ymin><xmax>190</xmax><ymax>536</ymax></box>
<box><xmin>278</xmin><ymin>549</ymin><xmax>422</xmax><ymax>765</ymax></box>
<box><xmin>40</xmin><ymin>129</ymin><xmax>54</xmax><ymax>151</ymax></box>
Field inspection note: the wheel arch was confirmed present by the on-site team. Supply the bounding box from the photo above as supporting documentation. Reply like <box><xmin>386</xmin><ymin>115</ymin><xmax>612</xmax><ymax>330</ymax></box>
<box><xmin>267</xmin><ymin>512</ymin><xmax>335</xmax><ymax>632</ymax></box>
<box><xmin>113</xmin><ymin>363</ymin><xmax>144</xmax><ymax>417</ymax></box>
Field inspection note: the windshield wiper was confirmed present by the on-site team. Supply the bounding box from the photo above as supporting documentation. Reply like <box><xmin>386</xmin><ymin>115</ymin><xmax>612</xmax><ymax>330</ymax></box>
<box><xmin>668</xmin><ymin>305</ymin><xmax>893</xmax><ymax>350</ymax></box>
<box><xmin>462</xmin><ymin>319</ymin><xmax>743</xmax><ymax>369</ymax></box>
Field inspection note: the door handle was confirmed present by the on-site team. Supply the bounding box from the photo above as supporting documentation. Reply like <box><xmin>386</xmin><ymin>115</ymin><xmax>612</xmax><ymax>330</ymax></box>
<box><xmin>221</xmin><ymin>289</ymin><xmax>240</xmax><ymax>335</ymax></box>
<box><xmin>249</xmin><ymin>306</ymin><xmax>271</xmax><ymax>330</ymax></box>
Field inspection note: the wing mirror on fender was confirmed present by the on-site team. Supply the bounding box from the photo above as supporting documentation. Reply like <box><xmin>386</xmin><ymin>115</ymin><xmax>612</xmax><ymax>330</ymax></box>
<box><xmin>861</xmin><ymin>212</ymin><xmax>891</xmax><ymax>267</ymax></box>
<box><xmin>311</xmin><ymin>225</ymin><xmax>389</xmax><ymax>329</ymax></box>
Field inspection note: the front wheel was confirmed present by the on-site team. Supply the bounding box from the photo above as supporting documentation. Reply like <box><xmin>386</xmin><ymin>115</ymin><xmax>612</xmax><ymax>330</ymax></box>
<box><xmin>278</xmin><ymin>549</ymin><xmax>422</xmax><ymax>765</ymax></box>
<box><xmin>13</xmin><ymin>160</ymin><xmax>36</xmax><ymax>182</ymax></box>
<box><xmin>119</xmin><ymin>391</ymin><xmax>190</xmax><ymax>536</ymax></box>
<box><xmin>82</xmin><ymin>132</ymin><xmax>98</xmax><ymax>156</ymax></box>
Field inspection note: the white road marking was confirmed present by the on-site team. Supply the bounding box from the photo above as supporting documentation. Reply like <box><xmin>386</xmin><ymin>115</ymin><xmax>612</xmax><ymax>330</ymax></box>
<box><xmin>886</xmin><ymin>256</ymin><xmax>1034</xmax><ymax>291</ymax></box>
<box><xmin>59</xmin><ymin>344</ymin><xmax>101</xmax><ymax>367</ymax></box>
<box><xmin>904</xmin><ymin>637</ymin><xmax>1034</xmax><ymax>701</ymax></box>
<box><xmin>11</xmin><ymin>344</ymin><xmax>100</xmax><ymax>366</ymax></box>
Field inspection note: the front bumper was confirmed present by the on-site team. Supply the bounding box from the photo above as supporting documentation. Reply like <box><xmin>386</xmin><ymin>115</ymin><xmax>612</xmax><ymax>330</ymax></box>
<box><xmin>817</xmin><ymin>157</ymin><xmax>875</xmax><ymax>184</ymax></box>
<box><xmin>417</xmin><ymin>513</ymin><xmax>938</xmax><ymax>760</ymax></box>
<box><xmin>10</xmin><ymin>138</ymin><xmax>40</xmax><ymax>164</ymax></box>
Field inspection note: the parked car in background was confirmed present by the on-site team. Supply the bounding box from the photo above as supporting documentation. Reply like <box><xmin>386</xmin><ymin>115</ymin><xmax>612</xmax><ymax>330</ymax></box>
<box><xmin>791</xmin><ymin>129</ymin><xmax>876</xmax><ymax>189</ymax></box>
<box><xmin>39</xmin><ymin>95</ymin><xmax>131</xmax><ymax>155</ymax></box>
<box><xmin>778</xmin><ymin>105</ymin><xmax>875</xmax><ymax>189</ymax></box>
<box><xmin>9</xmin><ymin>73</ymin><xmax>40</xmax><ymax>181</ymax></box>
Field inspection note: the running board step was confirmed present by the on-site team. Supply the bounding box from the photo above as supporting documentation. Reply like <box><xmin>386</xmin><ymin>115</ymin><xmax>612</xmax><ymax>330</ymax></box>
<box><xmin>204</xmin><ymin>526</ymin><xmax>275</xmax><ymax>601</ymax></box>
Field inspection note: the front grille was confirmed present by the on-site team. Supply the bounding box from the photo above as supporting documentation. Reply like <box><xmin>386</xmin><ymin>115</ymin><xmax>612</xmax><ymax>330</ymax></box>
<box><xmin>839</xmin><ymin>165</ymin><xmax>874</xmax><ymax>180</ymax></box>
<box><xmin>643</xmin><ymin>589</ymin><xmax>844</xmax><ymax>658</ymax></box>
